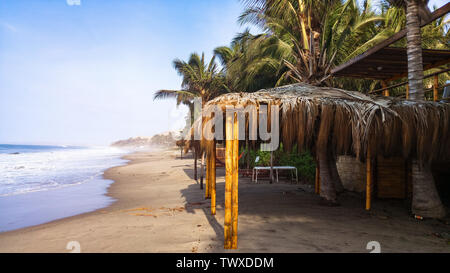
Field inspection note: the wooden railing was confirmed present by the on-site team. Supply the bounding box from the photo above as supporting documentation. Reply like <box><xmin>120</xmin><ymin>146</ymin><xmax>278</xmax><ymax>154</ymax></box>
<box><xmin>369</xmin><ymin>68</ymin><xmax>450</xmax><ymax>101</ymax></box>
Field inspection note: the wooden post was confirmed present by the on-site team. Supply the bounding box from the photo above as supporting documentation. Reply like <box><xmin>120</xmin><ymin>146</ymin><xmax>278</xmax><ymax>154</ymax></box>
<box><xmin>200</xmin><ymin>99</ymin><xmax>205</xmax><ymax>190</ymax></box>
<box><xmin>269</xmin><ymin>151</ymin><xmax>274</xmax><ymax>184</ymax></box>
<box><xmin>200</xmin><ymin>152</ymin><xmax>204</xmax><ymax>190</ymax></box>
<box><xmin>246</xmin><ymin>137</ymin><xmax>250</xmax><ymax>169</ymax></box>
<box><xmin>194</xmin><ymin>148</ymin><xmax>197</xmax><ymax>181</ymax></box>
<box><xmin>366</xmin><ymin>146</ymin><xmax>372</xmax><ymax>210</ymax></box>
<box><xmin>231</xmin><ymin>113</ymin><xmax>239</xmax><ymax>249</ymax></box>
<box><xmin>381</xmin><ymin>80</ymin><xmax>389</xmax><ymax>97</ymax></box>
<box><xmin>224</xmin><ymin>114</ymin><xmax>233</xmax><ymax>249</ymax></box>
<box><xmin>205</xmin><ymin>149</ymin><xmax>210</xmax><ymax>199</ymax></box>
<box><xmin>315</xmin><ymin>163</ymin><xmax>320</xmax><ymax>194</ymax></box>
<box><xmin>211</xmin><ymin>141</ymin><xmax>216</xmax><ymax>215</ymax></box>
<box><xmin>433</xmin><ymin>75</ymin><xmax>438</xmax><ymax>101</ymax></box>
<box><xmin>405</xmin><ymin>84</ymin><xmax>409</xmax><ymax>100</ymax></box>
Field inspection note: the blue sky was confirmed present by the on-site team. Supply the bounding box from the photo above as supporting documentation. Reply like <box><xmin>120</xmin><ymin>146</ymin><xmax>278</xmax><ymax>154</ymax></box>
<box><xmin>0</xmin><ymin>0</ymin><xmax>447</xmax><ymax>145</ymax></box>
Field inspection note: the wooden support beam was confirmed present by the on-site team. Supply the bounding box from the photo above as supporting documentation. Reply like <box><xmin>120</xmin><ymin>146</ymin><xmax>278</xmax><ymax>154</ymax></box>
<box><xmin>194</xmin><ymin>149</ymin><xmax>197</xmax><ymax>181</ymax></box>
<box><xmin>387</xmin><ymin>58</ymin><xmax>450</xmax><ymax>82</ymax></box>
<box><xmin>231</xmin><ymin>113</ymin><xmax>239</xmax><ymax>249</ymax></box>
<box><xmin>200</xmin><ymin>152</ymin><xmax>204</xmax><ymax>190</ymax></box>
<box><xmin>315</xmin><ymin>163</ymin><xmax>320</xmax><ymax>194</ymax></box>
<box><xmin>211</xmin><ymin>141</ymin><xmax>216</xmax><ymax>215</ymax></box>
<box><xmin>269</xmin><ymin>151</ymin><xmax>274</xmax><ymax>184</ymax></box>
<box><xmin>433</xmin><ymin>75</ymin><xmax>439</xmax><ymax>101</ymax></box>
<box><xmin>224</xmin><ymin>114</ymin><xmax>233</xmax><ymax>249</ymax></box>
<box><xmin>366</xmin><ymin>146</ymin><xmax>372</xmax><ymax>211</ymax></box>
<box><xmin>370</xmin><ymin>68</ymin><xmax>450</xmax><ymax>94</ymax></box>
<box><xmin>381</xmin><ymin>80</ymin><xmax>389</xmax><ymax>97</ymax></box>
<box><xmin>406</xmin><ymin>84</ymin><xmax>409</xmax><ymax>100</ymax></box>
<box><xmin>331</xmin><ymin>3</ymin><xmax>450</xmax><ymax>78</ymax></box>
<box><xmin>205</xmin><ymin>149</ymin><xmax>210</xmax><ymax>199</ymax></box>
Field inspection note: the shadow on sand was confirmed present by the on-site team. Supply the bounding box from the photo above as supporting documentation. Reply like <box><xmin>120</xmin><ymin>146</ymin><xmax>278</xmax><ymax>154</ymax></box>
<box><xmin>179</xmin><ymin>164</ymin><xmax>450</xmax><ymax>252</ymax></box>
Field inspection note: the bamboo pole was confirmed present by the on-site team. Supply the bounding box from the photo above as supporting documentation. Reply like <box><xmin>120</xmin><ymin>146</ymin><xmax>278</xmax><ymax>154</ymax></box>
<box><xmin>315</xmin><ymin>163</ymin><xmax>320</xmax><ymax>194</ymax></box>
<box><xmin>405</xmin><ymin>84</ymin><xmax>409</xmax><ymax>100</ymax></box>
<box><xmin>269</xmin><ymin>151</ymin><xmax>274</xmax><ymax>184</ymax></box>
<box><xmin>200</xmin><ymin>152</ymin><xmax>204</xmax><ymax>190</ymax></box>
<box><xmin>366</xmin><ymin>146</ymin><xmax>372</xmax><ymax>210</ymax></box>
<box><xmin>211</xmin><ymin>141</ymin><xmax>216</xmax><ymax>215</ymax></box>
<box><xmin>200</xmin><ymin>99</ymin><xmax>205</xmax><ymax>190</ymax></box>
<box><xmin>224</xmin><ymin>114</ymin><xmax>233</xmax><ymax>249</ymax></box>
<box><xmin>381</xmin><ymin>80</ymin><xmax>389</xmax><ymax>97</ymax></box>
<box><xmin>194</xmin><ymin>148</ymin><xmax>197</xmax><ymax>181</ymax></box>
<box><xmin>433</xmin><ymin>75</ymin><xmax>438</xmax><ymax>102</ymax></box>
<box><xmin>231</xmin><ymin>112</ymin><xmax>239</xmax><ymax>249</ymax></box>
<box><xmin>205</xmin><ymin>148</ymin><xmax>210</xmax><ymax>199</ymax></box>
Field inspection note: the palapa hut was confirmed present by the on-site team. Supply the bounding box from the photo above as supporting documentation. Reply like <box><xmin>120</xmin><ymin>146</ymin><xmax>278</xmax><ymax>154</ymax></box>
<box><xmin>185</xmin><ymin>82</ymin><xmax>449</xmax><ymax>249</ymax></box>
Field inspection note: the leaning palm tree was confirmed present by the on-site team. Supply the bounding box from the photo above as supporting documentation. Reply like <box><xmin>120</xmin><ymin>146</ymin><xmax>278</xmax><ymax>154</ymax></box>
<box><xmin>154</xmin><ymin>52</ymin><xmax>224</xmax><ymax>113</ymax></box>
<box><xmin>385</xmin><ymin>0</ymin><xmax>445</xmax><ymax>218</ymax></box>
<box><xmin>154</xmin><ymin>52</ymin><xmax>225</xmax><ymax>190</ymax></box>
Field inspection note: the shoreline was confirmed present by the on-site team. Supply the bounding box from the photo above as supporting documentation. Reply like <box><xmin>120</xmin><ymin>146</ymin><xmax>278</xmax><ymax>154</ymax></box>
<box><xmin>0</xmin><ymin>147</ymin><xmax>130</xmax><ymax>233</ymax></box>
<box><xmin>0</xmin><ymin>148</ymin><xmax>448</xmax><ymax>253</ymax></box>
<box><xmin>0</xmin><ymin>150</ymin><xmax>141</xmax><ymax>234</ymax></box>
<box><xmin>0</xmin><ymin>148</ymin><xmax>218</xmax><ymax>252</ymax></box>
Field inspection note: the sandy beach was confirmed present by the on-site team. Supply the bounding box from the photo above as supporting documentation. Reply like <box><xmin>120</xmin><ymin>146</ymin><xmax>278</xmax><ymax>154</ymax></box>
<box><xmin>0</xmin><ymin>148</ymin><xmax>448</xmax><ymax>253</ymax></box>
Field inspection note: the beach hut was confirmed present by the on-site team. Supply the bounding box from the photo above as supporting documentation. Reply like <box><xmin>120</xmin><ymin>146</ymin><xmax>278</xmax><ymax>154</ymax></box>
<box><xmin>187</xmin><ymin>82</ymin><xmax>449</xmax><ymax>249</ymax></box>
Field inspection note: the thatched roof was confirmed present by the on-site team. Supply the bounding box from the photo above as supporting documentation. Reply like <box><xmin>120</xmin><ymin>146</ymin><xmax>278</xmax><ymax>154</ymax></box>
<box><xmin>187</xmin><ymin>83</ymin><xmax>450</xmax><ymax>163</ymax></box>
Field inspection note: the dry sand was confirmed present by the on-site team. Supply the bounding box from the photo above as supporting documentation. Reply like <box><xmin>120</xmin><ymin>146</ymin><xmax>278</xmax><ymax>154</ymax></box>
<box><xmin>0</xmin><ymin>149</ymin><xmax>448</xmax><ymax>253</ymax></box>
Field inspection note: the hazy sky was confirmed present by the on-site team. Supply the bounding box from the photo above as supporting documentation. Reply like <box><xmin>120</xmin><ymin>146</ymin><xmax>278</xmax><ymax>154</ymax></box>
<box><xmin>0</xmin><ymin>0</ymin><xmax>447</xmax><ymax>146</ymax></box>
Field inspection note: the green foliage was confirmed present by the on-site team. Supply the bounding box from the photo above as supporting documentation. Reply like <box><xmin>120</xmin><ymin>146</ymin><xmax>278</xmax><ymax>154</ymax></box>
<box><xmin>239</xmin><ymin>146</ymin><xmax>271</xmax><ymax>168</ymax></box>
<box><xmin>256</xmin><ymin>150</ymin><xmax>272</xmax><ymax>166</ymax></box>
<box><xmin>215</xmin><ymin>1</ymin><xmax>449</xmax><ymax>93</ymax></box>
<box><xmin>153</xmin><ymin>52</ymin><xmax>227</xmax><ymax>117</ymax></box>
<box><xmin>239</xmin><ymin>143</ymin><xmax>316</xmax><ymax>182</ymax></box>
<box><xmin>275</xmin><ymin>143</ymin><xmax>316</xmax><ymax>182</ymax></box>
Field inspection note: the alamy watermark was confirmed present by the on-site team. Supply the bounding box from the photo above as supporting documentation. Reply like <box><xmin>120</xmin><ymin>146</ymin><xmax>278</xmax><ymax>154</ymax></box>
<box><xmin>172</xmin><ymin>98</ymin><xmax>280</xmax><ymax>151</ymax></box>
<box><xmin>366</xmin><ymin>241</ymin><xmax>381</xmax><ymax>253</ymax></box>
<box><xmin>66</xmin><ymin>241</ymin><xmax>81</xmax><ymax>253</ymax></box>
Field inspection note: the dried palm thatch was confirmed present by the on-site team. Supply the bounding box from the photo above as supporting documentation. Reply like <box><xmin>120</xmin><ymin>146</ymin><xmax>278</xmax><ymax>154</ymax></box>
<box><xmin>185</xmin><ymin>83</ymin><xmax>450</xmax><ymax>163</ymax></box>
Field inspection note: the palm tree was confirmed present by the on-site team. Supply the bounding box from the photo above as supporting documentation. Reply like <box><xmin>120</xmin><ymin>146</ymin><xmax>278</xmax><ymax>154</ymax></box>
<box><xmin>236</xmin><ymin>0</ymin><xmax>385</xmax><ymax>203</ymax></box>
<box><xmin>154</xmin><ymin>52</ymin><xmax>225</xmax><ymax>190</ymax></box>
<box><xmin>214</xmin><ymin>29</ymin><xmax>279</xmax><ymax>93</ymax></box>
<box><xmin>385</xmin><ymin>0</ymin><xmax>430</xmax><ymax>100</ymax></box>
<box><xmin>154</xmin><ymin>52</ymin><xmax>224</xmax><ymax>112</ymax></box>
<box><xmin>239</xmin><ymin>0</ymin><xmax>385</xmax><ymax>87</ymax></box>
<box><xmin>385</xmin><ymin>0</ymin><xmax>445</xmax><ymax>218</ymax></box>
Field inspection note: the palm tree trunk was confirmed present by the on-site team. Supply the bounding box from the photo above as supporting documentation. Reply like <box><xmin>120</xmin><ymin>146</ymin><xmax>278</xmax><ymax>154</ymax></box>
<box><xmin>411</xmin><ymin>160</ymin><xmax>446</xmax><ymax>218</ymax></box>
<box><xmin>405</xmin><ymin>1</ymin><xmax>445</xmax><ymax>218</ymax></box>
<box><xmin>318</xmin><ymin>151</ymin><xmax>337</xmax><ymax>204</ymax></box>
<box><xmin>329</xmin><ymin>156</ymin><xmax>344</xmax><ymax>193</ymax></box>
<box><xmin>405</xmin><ymin>0</ymin><xmax>425</xmax><ymax>101</ymax></box>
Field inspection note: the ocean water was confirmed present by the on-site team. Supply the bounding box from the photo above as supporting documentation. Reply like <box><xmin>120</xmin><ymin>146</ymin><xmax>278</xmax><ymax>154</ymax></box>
<box><xmin>0</xmin><ymin>144</ymin><xmax>128</xmax><ymax>232</ymax></box>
